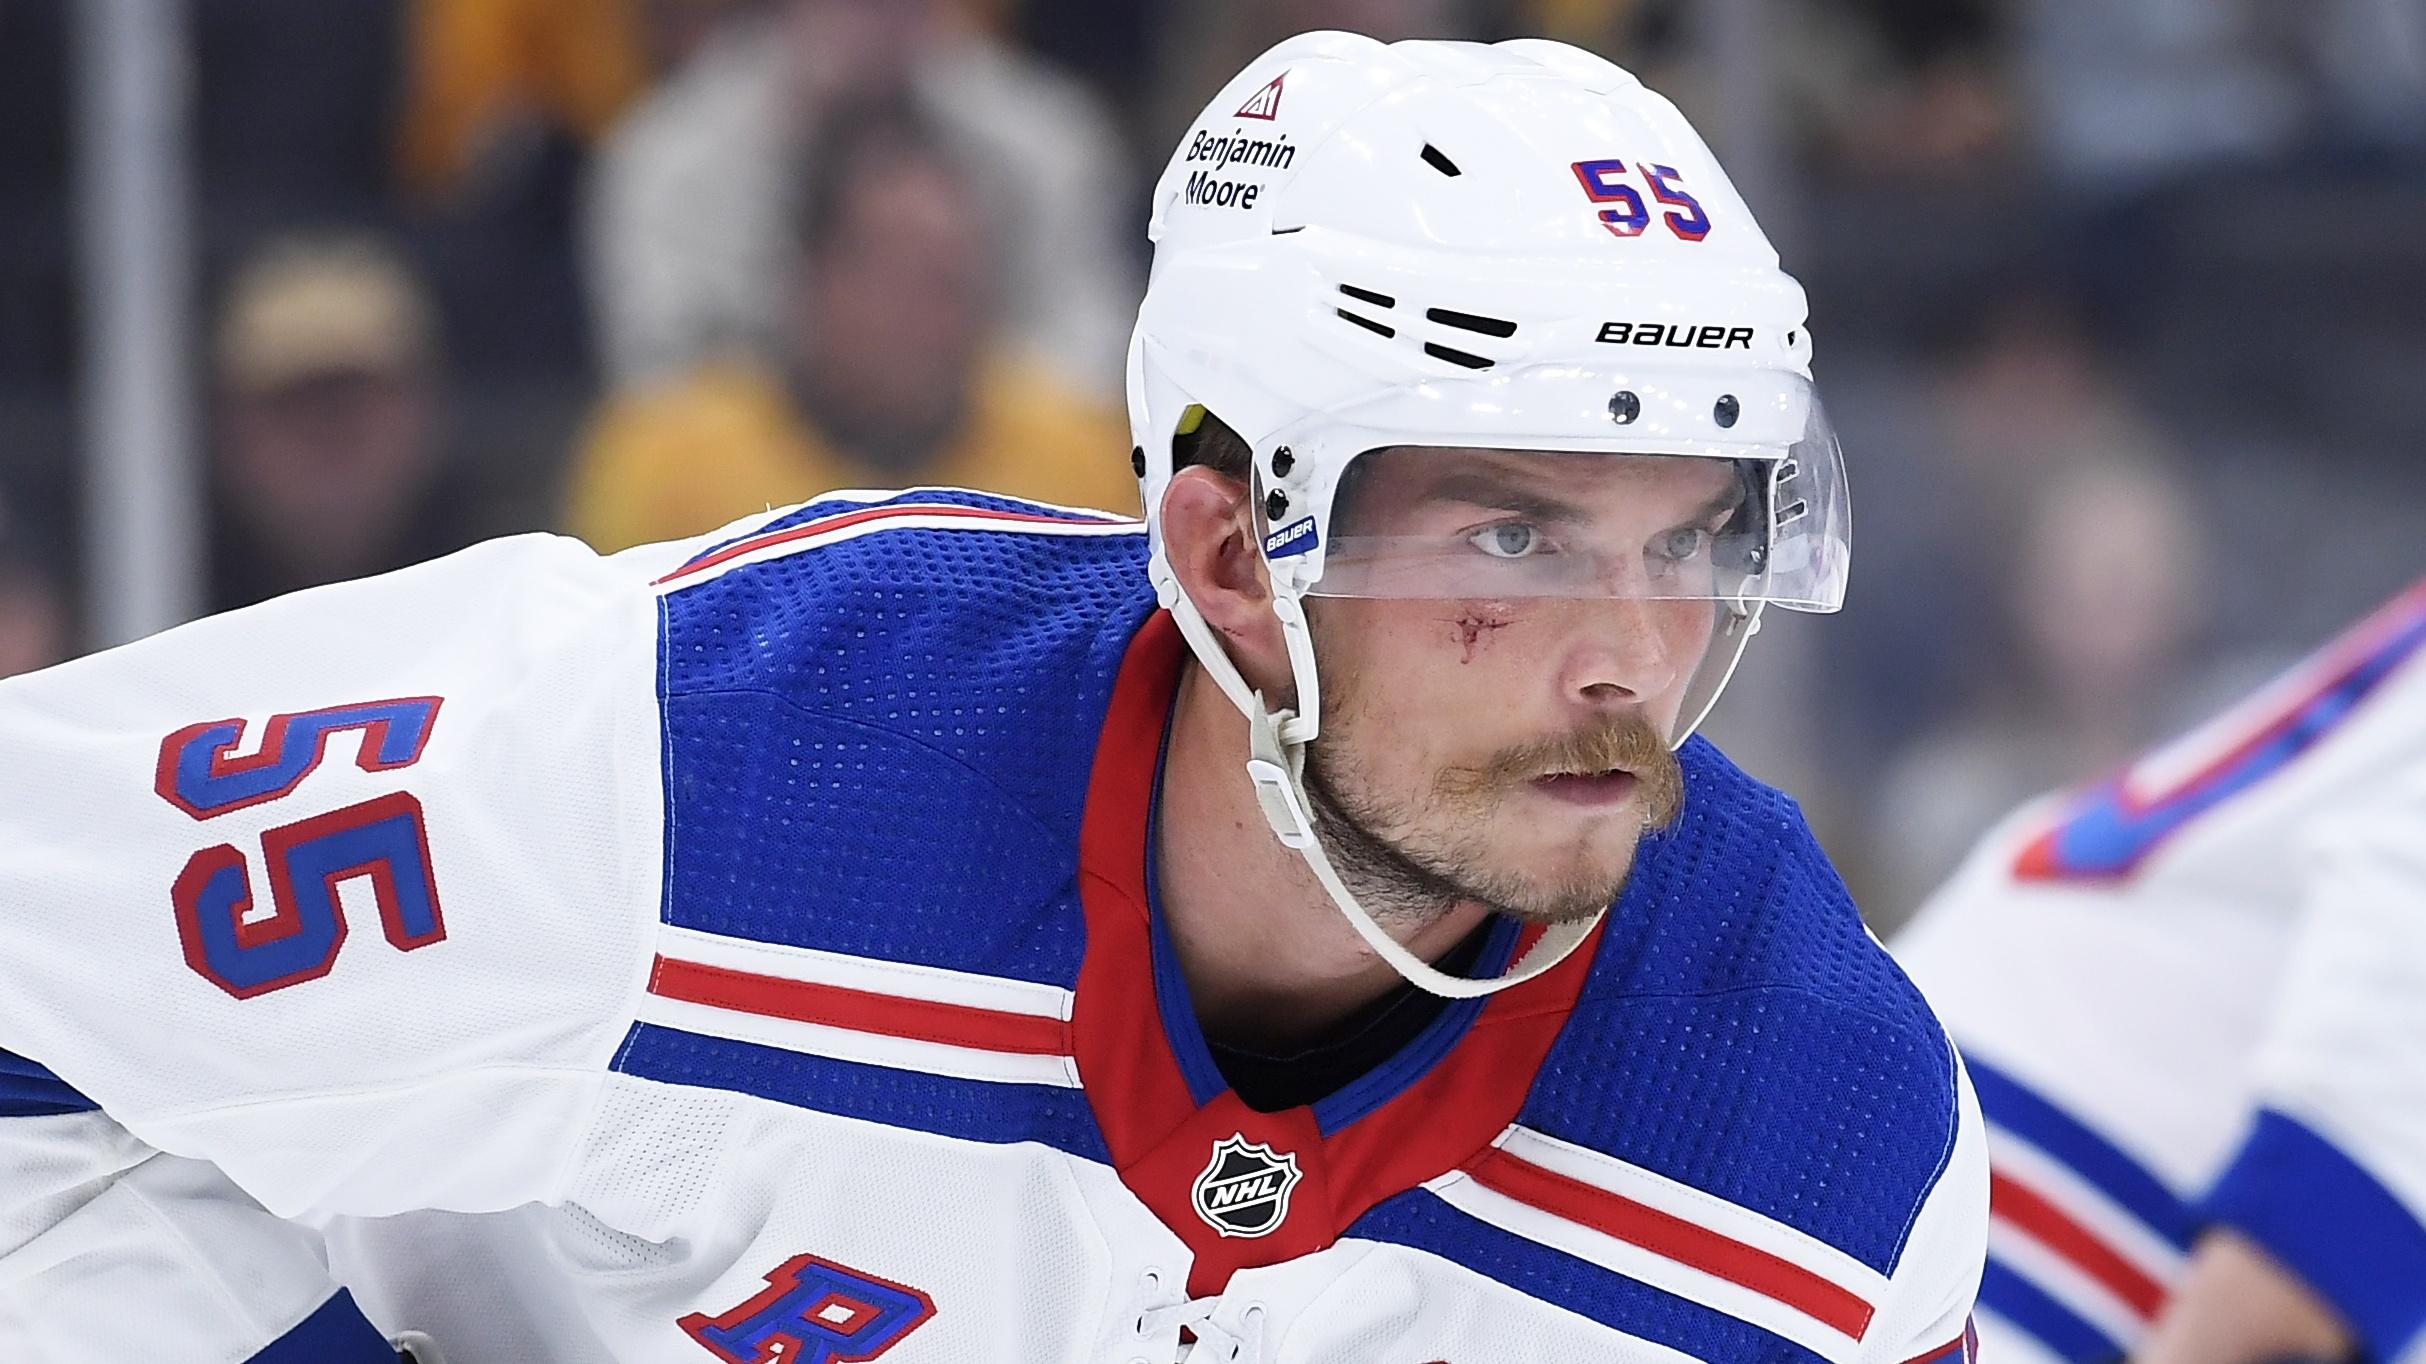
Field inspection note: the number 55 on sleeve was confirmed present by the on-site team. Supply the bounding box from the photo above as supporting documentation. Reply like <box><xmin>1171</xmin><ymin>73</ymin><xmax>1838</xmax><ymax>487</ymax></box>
<box><xmin>0</xmin><ymin>533</ymin><xmax>674</xmax><ymax>1222</ymax></box>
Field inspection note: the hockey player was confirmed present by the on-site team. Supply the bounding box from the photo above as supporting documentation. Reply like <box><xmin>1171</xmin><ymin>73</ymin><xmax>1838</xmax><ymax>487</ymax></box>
<box><xmin>0</xmin><ymin>34</ymin><xmax>1984</xmax><ymax>1363</ymax></box>
<box><xmin>1895</xmin><ymin>575</ymin><xmax>2426</xmax><ymax>1363</ymax></box>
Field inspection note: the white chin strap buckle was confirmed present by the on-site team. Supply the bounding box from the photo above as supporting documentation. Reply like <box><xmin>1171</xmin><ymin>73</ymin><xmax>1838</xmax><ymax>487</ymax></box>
<box><xmin>1244</xmin><ymin>700</ymin><xmax>1316</xmax><ymax>849</ymax></box>
<box><xmin>1246</xmin><ymin>756</ymin><xmax>1316</xmax><ymax>849</ymax></box>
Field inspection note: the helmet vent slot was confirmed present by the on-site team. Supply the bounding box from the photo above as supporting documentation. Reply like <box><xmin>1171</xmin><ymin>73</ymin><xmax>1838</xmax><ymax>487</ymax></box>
<box><xmin>1425</xmin><ymin>307</ymin><xmax>1516</xmax><ymax>338</ymax></box>
<box><xmin>1338</xmin><ymin>284</ymin><xmax>1396</xmax><ymax>309</ymax></box>
<box><xmin>1423</xmin><ymin>341</ymin><xmax>1492</xmax><ymax>369</ymax></box>
<box><xmin>1420</xmin><ymin>143</ymin><xmax>1462</xmax><ymax>177</ymax></box>
<box><xmin>1336</xmin><ymin>309</ymin><xmax>1396</xmax><ymax>338</ymax></box>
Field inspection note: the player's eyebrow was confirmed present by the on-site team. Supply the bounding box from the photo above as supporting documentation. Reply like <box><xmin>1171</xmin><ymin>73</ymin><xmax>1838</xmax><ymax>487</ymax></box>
<box><xmin>1418</xmin><ymin>463</ymin><xmax>1748</xmax><ymax>527</ymax></box>
<box><xmin>1681</xmin><ymin>477</ymin><xmax>1750</xmax><ymax>527</ymax></box>
<box><xmin>1419</xmin><ymin>469</ymin><xmax>1591</xmax><ymax>522</ymax></box>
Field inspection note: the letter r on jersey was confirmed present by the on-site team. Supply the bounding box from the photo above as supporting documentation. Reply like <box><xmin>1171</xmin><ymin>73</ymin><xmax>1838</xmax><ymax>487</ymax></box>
<box><xmin>679</xmin><ymin>1255</ymin><xmax>936</xmax><ymax>1364</ymax></box>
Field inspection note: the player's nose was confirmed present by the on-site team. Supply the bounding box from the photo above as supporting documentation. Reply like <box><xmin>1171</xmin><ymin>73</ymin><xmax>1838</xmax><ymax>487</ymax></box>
<box><xmin>1559</xmin><ymin>596</ymin><xmax>1686</xmax><ymax>710</ymax></box>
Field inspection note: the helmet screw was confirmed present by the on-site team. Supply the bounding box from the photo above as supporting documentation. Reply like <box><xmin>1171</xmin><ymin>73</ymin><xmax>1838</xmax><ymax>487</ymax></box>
<box><xmin>1607</xmin><ymin>390</ymin><xmax>1640</xmax><ymax>424</ymax></box>
<box><xmin>1130</xmin><ymin>445</ymin><xmax>1146</xmax><ymax>477</ymax></box>
<box><xmin>1714</xmin><ymin>394</ymin><xmax>1740</xmax><ymax>428</ymax></box>
<box><xmin>1265</xmin><ymin>489</ymin><xmax>1290</xmax><ymax>521</ymax></box>
<box><xmin>1271</xmin><ymin>446</ymin><xmax>1295</xmax><ymax>477</ymax></box>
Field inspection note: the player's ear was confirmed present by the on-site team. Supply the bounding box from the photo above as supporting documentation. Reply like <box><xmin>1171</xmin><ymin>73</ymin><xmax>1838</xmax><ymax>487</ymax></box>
<box><xmin>1159</xmin><ymin>467</ymin><xmax>1293</xmax><ymax>695</ymax></box>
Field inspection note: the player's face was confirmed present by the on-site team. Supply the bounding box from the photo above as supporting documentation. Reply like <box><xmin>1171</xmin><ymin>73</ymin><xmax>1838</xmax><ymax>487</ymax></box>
<box><xmin>1301</xmin><ymin>449</ymin><xmax>1729</xmax><ymax>927</ymax></box>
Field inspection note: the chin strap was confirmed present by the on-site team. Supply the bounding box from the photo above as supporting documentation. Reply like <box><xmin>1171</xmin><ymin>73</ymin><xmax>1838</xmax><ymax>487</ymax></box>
<box><xmin>1160</xmin><ymin>570</ymin><xmax>1602</xmax><ymax>999</ymax></box>
<box><xmin>1241</xmin><ymin>695</ymin><xmax>1601</xmax><ymax>999</ymax></box>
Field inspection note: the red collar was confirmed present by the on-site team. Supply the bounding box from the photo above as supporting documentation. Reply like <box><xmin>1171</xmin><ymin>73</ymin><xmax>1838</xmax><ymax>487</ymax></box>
<box><xmin>1073</xmin><ymin>611</ymin><xmax>1605</xmax><ymax>1296</ymax></box>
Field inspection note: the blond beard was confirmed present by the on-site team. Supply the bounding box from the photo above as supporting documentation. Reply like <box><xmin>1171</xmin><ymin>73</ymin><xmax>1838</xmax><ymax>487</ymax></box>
<box><xmin>1303</xmin><ymin>694</ymin><xmax>1684</xmax><ymax>929</ymax></box>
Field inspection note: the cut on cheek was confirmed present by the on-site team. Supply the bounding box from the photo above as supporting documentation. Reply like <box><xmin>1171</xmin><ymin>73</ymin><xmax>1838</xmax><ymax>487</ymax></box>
<box><xmin>1448</xmin><ymin>603</ymin><xmax>1516</xmax><ymax>664</ymax></box>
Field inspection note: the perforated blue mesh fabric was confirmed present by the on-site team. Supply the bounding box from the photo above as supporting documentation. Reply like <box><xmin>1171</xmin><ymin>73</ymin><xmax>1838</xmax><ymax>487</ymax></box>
<box><xmin>657</xmin><ymin>491</ymin><xmax>1153</xmax><ymax>988</ymax></box>
<box><xmin>651</xmin><ymin>490</ymin><xmax>1960</xmax><ymax>1281</ymax></box>
<box><xmin>1521</xmin><ymin>737</ymin><xmax>1961</xmax><ymax>1276</ymax></box>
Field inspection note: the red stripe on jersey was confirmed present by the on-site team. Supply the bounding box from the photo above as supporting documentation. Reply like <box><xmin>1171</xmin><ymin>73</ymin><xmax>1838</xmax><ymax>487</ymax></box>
<box><xmin>1989</xmin><ymin>1167</ymin><xmax>2166</xmax><ymax>1319</ymax></box>
<box><xmin>650</xmin><ymin>956</ymin><xmax>1072</xmax><ymax>1057</ymax></box>
<box><xmin>655</xmin><ymin>503</ymin><xmax>1132</xmax><ymax>585</ymax></box>
<box><xmin>1467</xmin><ymin>1146</ymin><xmax>1878</xmax><ymax>1341</ymax></box>
<box><xmin>1899</xmin><ymin>1319</ymin><xmax>1975</xmax><ymax>1363</ymax></box>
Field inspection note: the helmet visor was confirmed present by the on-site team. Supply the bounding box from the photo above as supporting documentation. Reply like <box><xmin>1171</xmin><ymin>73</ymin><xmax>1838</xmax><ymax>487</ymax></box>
<box><xmin>1301</xmin><ymin>395</ymin><xmax>1849</xmax><ymax>609</ymax></box>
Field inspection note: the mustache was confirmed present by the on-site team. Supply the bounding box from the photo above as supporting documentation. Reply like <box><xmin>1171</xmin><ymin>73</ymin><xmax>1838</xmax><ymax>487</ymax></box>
<box><xmin>1434</xmin><ymin>712</ymin><xmax>1685</xmax><ymax>827</ymax></box>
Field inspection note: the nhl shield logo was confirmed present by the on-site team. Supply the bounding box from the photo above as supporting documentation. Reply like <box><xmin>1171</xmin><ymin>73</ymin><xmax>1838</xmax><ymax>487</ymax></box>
<box><xmin>1191</xmin><ymin>1133</ymin><xmax>1303</xmax><ymax>1238</ymax></box>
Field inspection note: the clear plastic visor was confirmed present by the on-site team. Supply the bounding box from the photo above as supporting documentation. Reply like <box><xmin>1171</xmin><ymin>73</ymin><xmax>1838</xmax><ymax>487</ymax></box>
<box><xmin>1305</xmin><ymin>399</ymin><xmax>1849</xmax><ymax>609</ymax></box>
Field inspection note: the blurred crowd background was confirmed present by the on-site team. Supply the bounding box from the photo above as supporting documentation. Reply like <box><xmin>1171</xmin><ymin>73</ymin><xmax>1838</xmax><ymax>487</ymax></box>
<box><xmin>1</xmin><ymin>0</ymin><xmax>2421</xmax><ymax>930</ymax></box>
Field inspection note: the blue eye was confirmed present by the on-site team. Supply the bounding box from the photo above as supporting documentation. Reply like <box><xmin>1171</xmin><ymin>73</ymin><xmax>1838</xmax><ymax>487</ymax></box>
<box><xmin>1653</xmin><ymin>528</ymin><xmax>1712</xmax><ymax>563</ymax></box>
<box><xmin>1468</xmin><ymin>523</ymin><xmax>1545</xmax><ymax>559</ymax></box>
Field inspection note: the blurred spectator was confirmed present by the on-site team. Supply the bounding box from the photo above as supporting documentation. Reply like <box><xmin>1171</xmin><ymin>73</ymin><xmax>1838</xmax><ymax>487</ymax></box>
<box><xmin>1798</xmin><ymin>0</ymin><xmax>2010</xmax><ymax>178</ymax></box>
<box><xmin>0</xmin><ymin>488</ymin><xmax>67</xmax><ymax>681</ymax></box>
<box><xmin>1932</xmin><ymin>292</ymin><xmax>2179</xmax><ymax>520</ymax></box>
<box><xmin>1815</xmin><ymin>292</ymin><xmax>2159</xmax><ymax>761</ymax></box>
<box><xmin>568</xmin><ymin>98</ymin><xmax>1135</xmax><ymax>553</ymax></box>
<box><xmin>398</xmin><ymin>0</ymin><xmax>651</xmax><ymax>204</ymax></box>
<box><xmin>632</xmin><ymin>0</ymin><xmax>754</xmax><ymax>73</ymax></box>
<box><xmin>209</xmin><ymin>234</ymin><xmax>483</xmax><ymax>613</ymax></box>
<box><xmin>1512</xmin><ymin>0</ymin><xmax>2010</xmax><ymax>180</ymax></box>
<box><xmin>585</xmin><ymin>0</ymin><xmax>1137</xmax><ymax>399</ymax></box>
<box><xmin>1867</xmin><ymin>454</ymin><xmax>2210</xmax><ymax>926</ymax></box>
<box><xmin>2307</xmin><ymin>0</ymin><xmax>2426</xmax><ymax>156</ymax></box>
<box><xmin>2013</xmin><ymin>0</ymin><xmax>2426</xmax><ymax>202</ymax></box>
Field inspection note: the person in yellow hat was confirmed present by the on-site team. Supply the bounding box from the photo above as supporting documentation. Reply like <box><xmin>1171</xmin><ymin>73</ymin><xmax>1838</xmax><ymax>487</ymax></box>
<box><xmin>212</xmin><ymin>234</ymin><xmax>482</xmax><ymax>612</ymax></box>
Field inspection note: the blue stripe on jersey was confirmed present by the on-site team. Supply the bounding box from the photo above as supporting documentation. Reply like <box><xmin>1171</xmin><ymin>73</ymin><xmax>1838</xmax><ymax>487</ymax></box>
<box><xmin>1976</xmin><ymin>1257</ymin><xmax>2119</xmax><ymax>1362</ymax></box>
<box><xmin>249</xmin><ymin>1289</ymin><xmax>396</xmax><ymax>1363</ymax></box>
<box><xmin>613</xmin><ymin>1023</ymin><xmax>1110</xmax><ymax>1163</ymax></box>
<box><xmin>2204</xmin><ymin>1108</ymin><xmax>2426</xmax><ymax>1361</ymax></box>
<box><xmin>0</xmin><ymin>1047</ymin><xmax>98</xmax><ymax>1117</ymax></box>
<box><xmin>2021</xmin><ymin>590</ymin><xmax>2426</xmax><ymax>880</ymax></box>
<box><xmin>653</xmin><ymin>492</ymin><xmax>1151</xmax><ymax>991</ymax></box>
<box><xmin>1967</xmin><ymin>1055</ymin><xmax>2195</xmax><ymax>1250</ymax></box>
<box><xmin>1347</xmin><ymin>1188</ymin><xmax>1830</xmax><ymax>1363</ymax></box>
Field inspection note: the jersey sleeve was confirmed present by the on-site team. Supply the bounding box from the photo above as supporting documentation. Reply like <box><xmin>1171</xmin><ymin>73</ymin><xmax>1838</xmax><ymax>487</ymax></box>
<box><xmin>2200</xmin><ymin>762</ymin><xmax>2426</xmax><ymax>1360</ymax></box>
<box><xmin>0</xmin><ymin>1106</ymin><xmax>401</xmax><ymax>1361</ymax></box>
<box><xmin>1859</xmin><ymin>1054</ymin><xmax>1988</xmax><ymax>1364</ymax></box>
<box><xmin>0</xmin><ymin>531</ymin><xmax>681</xmax><ymax>1225</ymax></box>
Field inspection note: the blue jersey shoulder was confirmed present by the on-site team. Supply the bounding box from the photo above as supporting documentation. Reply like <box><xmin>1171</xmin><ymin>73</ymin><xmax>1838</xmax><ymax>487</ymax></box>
<box><xmin>1523</xmin><ymin>737</ymin><xmax>1962</xmax><ymax>1275</ymax></box>
<box><xmin>653</xmin><ymin>490</ymin><xmax>1153</xmax><ymax>989</ymax></box>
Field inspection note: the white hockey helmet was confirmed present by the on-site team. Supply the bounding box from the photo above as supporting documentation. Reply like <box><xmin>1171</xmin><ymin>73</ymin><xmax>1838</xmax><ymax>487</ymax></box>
<box><xmin>1128</xmin><ymin>32</ymin><xmax>1850</xmax><ymax>997</ymax></box>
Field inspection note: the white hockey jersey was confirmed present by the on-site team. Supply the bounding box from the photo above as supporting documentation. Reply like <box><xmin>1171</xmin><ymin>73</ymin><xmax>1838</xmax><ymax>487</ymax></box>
<box><xmin>0</xmin><ymin>488</ymin><xmax>1985</xmax><ymax>1363</ymax></box>
<box><xmin>1895</xmin><ymin>575</ymin><xmax>2426</xmax><ymax>1363</ymax></box>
